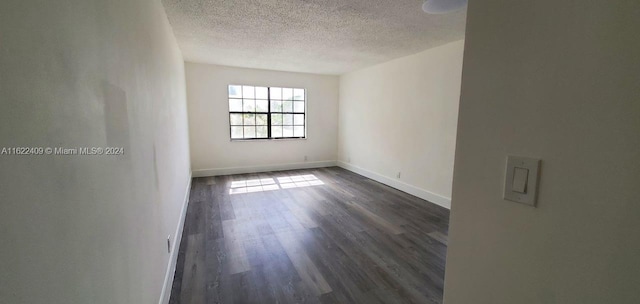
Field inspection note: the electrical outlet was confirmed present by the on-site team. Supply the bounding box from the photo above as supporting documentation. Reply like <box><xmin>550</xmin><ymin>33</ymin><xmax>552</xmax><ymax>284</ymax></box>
<box><xmin>397</xmin><ymin>172</ymin><xmax>401</xmax><ymax>179</ymax></box>
<box><xmin>167</xmin><ymin>236</ymin><xmax>171</xmax><ymax>253</ymax></box>
<box><xmin>304</xmin><ymin>155</ymin><xmax>308</xmax><ymax>161</ymax></box>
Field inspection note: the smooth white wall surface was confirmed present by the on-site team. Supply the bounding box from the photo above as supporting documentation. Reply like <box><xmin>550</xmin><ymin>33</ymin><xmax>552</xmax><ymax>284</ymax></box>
<box><xmin>338</xmin><ymin>40</ymin><xmax>464</xmax><ymax>207</ymax></box>
<box><xmin>186</xmin><ymin>63</ymin><xmax>339</xmax><ymax>175</ymax></box>
<box><xmin>445</xmin><ymin>1</ymin><xmax>640</xmax><ymax>303</ymax></box>
<box><xmin>0</xmin><ymin>1</ymin><xmax>191</xmax><ymax>303</ymax></box>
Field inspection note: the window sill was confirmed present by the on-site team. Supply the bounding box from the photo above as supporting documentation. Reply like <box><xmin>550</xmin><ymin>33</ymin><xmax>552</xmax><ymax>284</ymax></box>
<box><xmin>230</xmin><ymin>137</ymin><xmax>307</xmax><ymax>142</ymax></box>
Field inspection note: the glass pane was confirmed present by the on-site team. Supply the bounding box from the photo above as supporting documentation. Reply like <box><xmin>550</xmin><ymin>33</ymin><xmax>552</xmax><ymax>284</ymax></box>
<box><xmin>283</xmin><ymin>114</ymin><xmax>293</xmax><ymax>125</ymax></box>
<box><xmin>242</xmin><ymin>86</ymin><xmax>255</xmax><ymax>99</ymax></box>
<box><xmin>294</xmin><ymin>126</ymin><xmax>304</xmax><ymax>137</ymax></box>
<box><xmin>230</xmin><ymin>113</ymin><xmax>243</xmax><ymax>125</ymax></box>
<box><xmin>294</xmin><ymin>101</ymin><xmax>305</xmax><ymax>113</ymax></box>
<box><xmin>229</xmin><ymin>85</ymin><xmax>242</xmax><ymax>98</ymax></box>
<box><xmin>243</xmin><ymin>113</ymin><xmax>255</xmax><ymax>125</ymax></box>
<box><xmin>270</xmin><ymin>100</ymin><xmax>282</xmax><ymax>112</ymax></box>
<box><xmin>283</xmin><ymin>88</ymin><xmax>293</xmax><ymax>100</ymax></box>
<box><xmin>229</xmin><ymin>99</ymin><xmax>243</xmax><ymax>111</ymax></box>
<box><xmin>244</xmin><ymin>126</ymin><xmax>256</xmax><ymax>138</ymax></box>
<box><xmin>283</xmin><ymin>126</ymin><xmax>293</xmax><ymax>137</ymax></box>
<box><xmin>231</xmin><ymin>126</ymin><xmax>243</xmax><ymax>139</ymax></box>
<box><xmin>271</xmin><ymin>126</ymin><xmax>282</xmax><ymax>138</ymax></box>
<box><xmin>294</xmin><ymin>114</ymin><xmax>304</xmax><ymax>125</ymax></box>
<box><xmin>293</xmin><ymin>89</ymin><xmax>305</xmax><ymax>100</ymax></box>
<box><xmin>255</xmin><ymin>86</ymin><xmax>268</xmax><ymax>99</ymax></box>
<box><xmin>270</xmin><ymin>87</ymin><xmax>282</xmax><ymax>100</ymax></box>
<box><xmin>256</xmin><ymin>126</ymin><xmax>268</xmax><ymax>138</ymax></box>
<box><xmin>256</xmin><ymin>100</ymin><xmax>268</xmax><ymax>112</ymax></box>
<box><xmin>243</xmin><ymin>99</ymin><xmax>255</xmax><ymax>112</ymax></box>
<box><xmin>282</xmin><ymin>100</ymin><xmax>293</xmax><ymax>112</ymax></box>
<box><xmin>256</xmin><ymin>114</ymin><xmax>267</xmax><ymax>125</ymax></box>
<box><xmin>271</xmin><ymin>113</ymin><xmax>283</xmax><ymax>125</ymax></box>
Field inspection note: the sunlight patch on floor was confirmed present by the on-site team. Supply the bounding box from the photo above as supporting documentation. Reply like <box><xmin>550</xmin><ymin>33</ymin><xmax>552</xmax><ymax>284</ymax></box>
<box><xmin>230</xmin><ymin>174</ymin><xmax>324</xmax><ymax>194</ymax></box>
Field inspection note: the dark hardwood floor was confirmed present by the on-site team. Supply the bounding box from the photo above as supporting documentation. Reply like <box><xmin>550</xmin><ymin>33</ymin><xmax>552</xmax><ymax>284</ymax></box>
<box><xmin>169</xmin><ymin>167</ymin><xmax>449</xmax><ymax>304</ymax></box>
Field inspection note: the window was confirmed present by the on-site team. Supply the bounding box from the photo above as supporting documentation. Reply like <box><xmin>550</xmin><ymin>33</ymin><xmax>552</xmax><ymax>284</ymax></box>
<box><xmin>228</xmin><ymin>85</ymin><xmax>306</xmax><ymax>140</ymax></box>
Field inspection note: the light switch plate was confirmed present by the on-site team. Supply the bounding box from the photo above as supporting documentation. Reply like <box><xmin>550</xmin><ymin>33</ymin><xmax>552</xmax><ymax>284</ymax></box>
<box><xmin>504</xmin><ymin>156</ymin><xmax>541</xmax><ymax>206</ymax></box>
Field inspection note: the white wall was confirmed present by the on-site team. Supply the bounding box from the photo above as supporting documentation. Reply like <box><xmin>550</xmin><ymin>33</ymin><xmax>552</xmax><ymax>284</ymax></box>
<box><xmin>444</xmin><ymin>1</ymin><xmax>640</xmax><ymax>303</ymax></box>
<box><xmin>0</xmin><ymin>1</ymin><xmax>191</xmax><ymax>303</ymax></box>
<box><xmin>338</xmin><ymin>40</ymin><xmax>464</xmax><ymax>208</ymax></box>
<box><xmin>186</xmin><ymin>63</ymin><xmax>339</xmax><ymax>176</ymax></box>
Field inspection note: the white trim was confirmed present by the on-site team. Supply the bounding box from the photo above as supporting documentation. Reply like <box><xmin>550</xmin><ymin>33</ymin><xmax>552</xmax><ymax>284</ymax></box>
<box><xmin>192</xmin><ymin>160</ymin><xmax>337</xmax><ymax>177</ymax></box>
<box><xmin>337</xmin><ymin>161</ymin><xmax>451</xmax><ymax>209</ymax></box>
<box><xmin>158</xmin><ymin>173</ymin><xmax>192</xmax><ymax>304</ymax></box>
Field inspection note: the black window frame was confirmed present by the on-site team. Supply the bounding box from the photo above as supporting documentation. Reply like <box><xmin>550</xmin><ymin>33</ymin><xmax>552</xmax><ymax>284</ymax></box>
<box><xmin>228</xmin><ymin>85</ymin><xmax>306</xmax><ymax>140</ymax></box>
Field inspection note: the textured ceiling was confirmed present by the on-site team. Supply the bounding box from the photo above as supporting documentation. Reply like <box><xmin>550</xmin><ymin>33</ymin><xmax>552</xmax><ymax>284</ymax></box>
<box><xmin>161</xmin><ymin>0</ymin><xmax>466</xmax><ymax>75</ymax></box>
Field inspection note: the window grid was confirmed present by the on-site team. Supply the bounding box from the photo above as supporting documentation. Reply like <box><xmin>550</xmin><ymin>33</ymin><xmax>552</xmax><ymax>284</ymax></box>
<box><xmin>229</xmin><ymin>85</ymin><xmax>305</xmax><ymax>140</ymax></box>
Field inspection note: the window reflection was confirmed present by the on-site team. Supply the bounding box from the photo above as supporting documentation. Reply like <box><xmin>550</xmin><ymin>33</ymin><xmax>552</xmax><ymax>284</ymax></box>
<box><xmin>229</xmin><ymin>174</ymin><xmax>324</xmax><ymax>194</ymax></box>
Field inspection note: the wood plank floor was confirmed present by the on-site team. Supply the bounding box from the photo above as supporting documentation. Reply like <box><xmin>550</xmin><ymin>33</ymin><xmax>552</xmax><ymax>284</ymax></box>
<box><xmin>169</xmin><ymin>167</ymin><xmax>449</xmax><ymax>304</ymax></box>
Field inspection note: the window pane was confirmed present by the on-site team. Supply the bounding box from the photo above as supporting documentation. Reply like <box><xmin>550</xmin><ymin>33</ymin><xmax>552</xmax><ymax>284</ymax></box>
<box><xmin>283</xmin><ymin>88</ymin><xmax>293</xmax><ymax>100</ymax></box>
<box><xmin>282</xmin><ymin>100</ymin><xmax>293</xmax><ymax>112</ymax></box>
<box><xmin>256</xmin><ymin>126</ymin><xmax>268</xmax><ymax>138</ymax></box>
<box><xmin>230</xmin><ymin>113</ymin><xmax>243</xmax><ymax>125</ymax></box>
<box><xmin>271</xmin><ymin>126</ymin><xmax>282</xmax><ymax>138</ymax></box>
<box><xmin>270</xmin><ymin>100</ymin><xmax>282</xmax><ymax>112</ymax></box>
<box><xmin>256</xmin><ymin>86</ymin><xmax>268</xmax><ymax>99</ymax></box>
<box><xmin>256</xmin><ymin>100</ymin><xmax>268</xmax><ymax>112</ymax></box>
<box><xmin>270</xmin><ymin>87</ymin><xmax>282</xmax><ymax>99</ymax></box>
<box><xmin>230</xmin><ymin>84</ymin><xmax>306</xmax><ymax>140</ymax></box>
<box><xmin>229</xmin><ymin>99</ymin><xmax>243</xmax><ymax>111</ymax></box>
<box><xmin>243</xmin><ymin>113</ymin><xmax>255</xmax><ymax>125</ymax></box>
<box><xmin>229</xmin><ymin>85</ymin><xmax>242</xmax><ymax>98</ymax></box>
<box><xmin>271</xmin><ymin>113</ymin><xmax>282</xmax><ymax>125</ymax></box>
<box><xmin>256</xmin><ymin>114</ymin><xmax>267</xmax><ymax>125</ymax></box>
<box><xmin>283</xmin><ymin>114</ymin><xmax>293</xmax><ymax>125</ymax></box>
<box><xmin>231</xmin><ymin>126</ymin><xmax>243</xmax><ymax>139</ymax></box>
<box><xmin>244</xmin><ymin>126</ymin><xmax>256</xmax><ymax>138</ymax></box>
<box><xmin>243</xmin><ymin>99</ymin><xmax>255</xmax><ymax>112</ymax></box>
<box><xmin>283</xmin><ymin>125</ymin><xmax>293</xmax><ymax>137</ymax></box>
<box><xmin>242</xmin><ymin>86</ymin><xmax>255</xmax><ymax>99</ymax></box>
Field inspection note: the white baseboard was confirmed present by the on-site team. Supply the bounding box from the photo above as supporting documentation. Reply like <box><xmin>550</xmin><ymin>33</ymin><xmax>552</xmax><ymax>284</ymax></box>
<box><xmin>158</xmin><ymin>173</ymin><xmax>192</xmax><ymax>304</ymax></box>
<box><xmin>192</xmin><ymin>160</ymin><xmax>337</xmax><ymax>177</ymax></box>
<box><xmin>337</xmin><ymin>161</ymin><xmax>451</xmax><ymax>209</ymax></box>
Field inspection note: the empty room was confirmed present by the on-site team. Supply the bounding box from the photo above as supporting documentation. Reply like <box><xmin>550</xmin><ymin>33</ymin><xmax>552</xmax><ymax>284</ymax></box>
<box><xmin>1</xmin><ymin>0</ymin><xmax>638</xmax><ymax>304</ymax></box>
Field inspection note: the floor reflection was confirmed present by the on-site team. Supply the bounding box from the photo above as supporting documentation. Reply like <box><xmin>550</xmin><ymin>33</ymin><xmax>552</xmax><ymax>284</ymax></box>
<box><xmin>229</xmin><ymin>174</ymin><xmax>324</xmax><ymax>194</ymax></box>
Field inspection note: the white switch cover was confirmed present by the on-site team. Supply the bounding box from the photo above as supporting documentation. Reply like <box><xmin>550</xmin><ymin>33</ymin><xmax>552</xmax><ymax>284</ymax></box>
<box><xmin>504</xmin><ymin>156</ymin><xmax>541</xmax><ymax>206</ymax></box>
